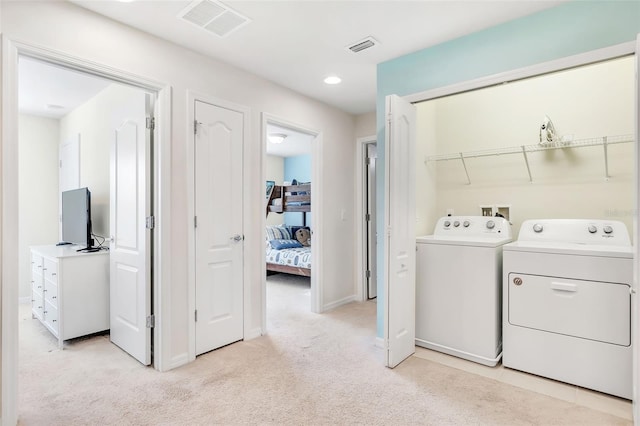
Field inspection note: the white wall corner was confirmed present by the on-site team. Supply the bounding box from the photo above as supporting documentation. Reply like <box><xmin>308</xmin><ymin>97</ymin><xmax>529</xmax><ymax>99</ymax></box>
<box><xmin>322</xmin><ymin>295</ymin><xmax>357</xmax><ymax>312</ymax></box>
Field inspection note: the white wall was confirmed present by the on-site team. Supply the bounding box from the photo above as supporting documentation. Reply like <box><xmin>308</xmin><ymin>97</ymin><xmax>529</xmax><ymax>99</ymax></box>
<box><xmin>18</xmin><ymin>114</ymin><xmax>59</xmax><ymax>299</ymax></box>
<box><xmin>416</xmin><ymin>56</ymin><xmax>635</xmax><ymax>237</ymax></box>
<box><xmin>265</xmin><ymin>154</ymin><xmax>284</xmax><ymax>226</ymax></box>
<box><xmin>355</xmin><ymin>111</ymin><xmax>376</xmax><ymax>138</ymax></box>
<box><xmin>1</xmin><ymin>1</ymin><xmax>357</xmax><ymax>369</ymax></box>
<box><xmin>59</xmin><ymin>83</ymin><xmax>146</xmax><ymax>239</ymax></box>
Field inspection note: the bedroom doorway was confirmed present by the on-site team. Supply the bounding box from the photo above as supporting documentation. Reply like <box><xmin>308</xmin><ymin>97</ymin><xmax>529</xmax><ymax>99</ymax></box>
<box><xmin>263</xmin><ymin>114</ymin><xmax>321</xmax><ymax>325</ymax></box>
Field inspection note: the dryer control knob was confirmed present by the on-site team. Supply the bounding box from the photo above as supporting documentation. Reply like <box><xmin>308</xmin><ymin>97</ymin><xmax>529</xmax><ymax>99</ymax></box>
<box><xmin>588</xmin><ymin>225</ymin><xmax>597</xmax><ymax>234</ymax></box>
<box><xmin>603</xmin><ymin>225</ymin><xmax>613</xmax><ymax>234</ymax></box>
<box><xmin>533</xmin><ymin>223</ymin><xmax>543</xmax><ymax>233</ymax></box>
<box><xmin>453</xmin><ymin>221</ymin><xmax>460</xmax><ymax>227</ymax></box>
<box><xmin>463</xmin><ymin>220</ymin><xmax>470</xmax><ymax>228</ymax></box>
<box><xmin>486</xmin><ymin>220</ymin><xmax>495</xmax><ymax>229</ymax></box>
<box><xmin>444</xmin><ymin>221</ymin><xmax>451</xmax><ymax>228</ymax></box>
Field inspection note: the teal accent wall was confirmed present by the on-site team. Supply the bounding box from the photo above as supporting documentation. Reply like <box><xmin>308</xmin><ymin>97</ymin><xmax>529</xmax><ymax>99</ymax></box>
<box><xmin>284</xmin><ymin>154</ymin><xmax>311</xmax><ymax>226</ymax></box>
<box><xmin>376</xmin><ymin>1</ymin><xmax>640</xmax><ymax>337</ymax></box>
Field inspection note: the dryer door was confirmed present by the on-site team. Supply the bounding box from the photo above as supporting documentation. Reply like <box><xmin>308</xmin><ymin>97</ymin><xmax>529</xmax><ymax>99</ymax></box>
<box><xmin>508</xmin><ymin>273</ymin><xmax>630</xmax><ymax>346</ymax></box>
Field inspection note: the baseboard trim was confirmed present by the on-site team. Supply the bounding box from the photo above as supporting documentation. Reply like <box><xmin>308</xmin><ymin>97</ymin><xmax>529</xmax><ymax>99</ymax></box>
<box><xmin>244</xmin><ymin>327</ymin><xmax>262</xmax><ymax>341</ymax></box>
<box><xmin>19</xmin><ymin>296</ymin><xmax>31</xmax><ymax>304</ymax></box>
<box><xmin>322</xmin><ymin>295</ymin><xmax>356</xmax><ymax>312</ymax></box>
<box><xmin>167</xmin><ymin>353</ymin><xmax>189</xmax><ymax>370</ymax></box>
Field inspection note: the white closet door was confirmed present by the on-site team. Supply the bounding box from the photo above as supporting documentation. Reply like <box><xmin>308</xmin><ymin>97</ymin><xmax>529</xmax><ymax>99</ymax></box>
<box><xmin>194</xmin><ymin>99</ymin><xmax>244</xmax><ymax>355</ymax></box>
<box><xmin>384</xmin><ymin>94</ymin><xmax>416</xmax><ymax>368</ymax></box>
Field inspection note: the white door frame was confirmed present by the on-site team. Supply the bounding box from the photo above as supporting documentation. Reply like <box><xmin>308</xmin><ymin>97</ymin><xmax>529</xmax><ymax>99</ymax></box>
<box><xmin>261</xmin><ymin>112</ymin><xmax>323</xmax><ymax>322</ymax></box>
<box><xmin>186</xmin><ymin>91</ymin><xmax>251</xmax><ymax>361</ymax></box>
<box><xmin>355</xmin><ymin>135</ymin><xmax>376</xmax><ymax>301</ymax></box>
<box><xmin>1</xmin><ymin>37</ymin><xmax>172</xmax><ymax>425</ymax></box>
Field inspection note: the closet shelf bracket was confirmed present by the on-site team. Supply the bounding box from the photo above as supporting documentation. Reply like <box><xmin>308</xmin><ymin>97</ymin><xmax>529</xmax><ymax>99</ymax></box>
<box><xmin>459</xmin><ymin>153</ymin><xmax>471</xmax><ymax>185</ymax></box>
<box><xmin>521</xmin><ymin>145</ymin><xmax>532</xmax><ymax>183</ymax></box>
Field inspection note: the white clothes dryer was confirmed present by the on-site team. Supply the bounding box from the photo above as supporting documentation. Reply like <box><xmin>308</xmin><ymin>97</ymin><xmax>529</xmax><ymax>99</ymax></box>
<box><xmin>502</xmin><ymin>219</ymin><xmax>633</xmax><ymax>399</ymax></box>
<box><xmin>416</xmin><ymin>216</ymin><xmax>512</xmax><ymax>366</ymax></box>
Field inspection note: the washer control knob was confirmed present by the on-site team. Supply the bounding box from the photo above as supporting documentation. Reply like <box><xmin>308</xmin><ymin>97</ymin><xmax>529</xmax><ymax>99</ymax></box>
<box><xmin>453</xmin><ymin>221</ymin><xmax>460</xmax><ymax>227</ymax></box>
<box><xmin>444</xmin><ymin>221</ymin><xmax>451</xmax><ymax>228</ymax></box>
<box><xmin>588</xmin><ymin>225</ymin><xmax>597</xmax><ymax>234</ymax></box>
<box><xmin>513</xmin><ymin>277</ymin><xmax>523</xmax><ymax>286</ymax></box>
<box><xmin>463</xmin><ymin>220</ymin><xmax>470</xmax><ymax>228</ymax></box>
<box><xmin>603</xmin><ymin>225</ymin><xmax>613</xmax><ymax>234</ymax></box>
<box><xmin>533</xmin><ymin>223</ymin><xmax>543</xmax><ymax>233</ymax></box>
<box><xmin>486</xmin><ymin>220</ymin><xmax>495</xmax><ymax>230</ymax></box>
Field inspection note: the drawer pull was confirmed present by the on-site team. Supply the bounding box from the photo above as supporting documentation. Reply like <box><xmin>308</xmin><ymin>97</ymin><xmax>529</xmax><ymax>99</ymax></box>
<box><xmin>52</xmin><ymin>296</ymin><xmax>57</xmax><ymax>299</ymax></box>
<box><xmin>551</xmin><ymin>281</ymin><xmax>577</xmax><ymax>292</ymax></box>
<box><xmin>52</xmin><ymin>320</ymin><xmax>57</xmax><ymax>322</ymax></box>
<box><xmin>51</xmin><ymin>273</ymin><xmax>57</xmax><ymax>276</ymax></box>
<box><xmin>37</xmin><ymin>286</ymin><xmax>42</xmax><ymax>289</ymax></box>
<box><xmin>43</xmin><ymin>310</ymin><xmax>47</xmax><ymax>314</ymax></box>
<box><xmin>37</xmin><ymin>265</ymin><xmax>42</xmax><ymax>268</ymax></box>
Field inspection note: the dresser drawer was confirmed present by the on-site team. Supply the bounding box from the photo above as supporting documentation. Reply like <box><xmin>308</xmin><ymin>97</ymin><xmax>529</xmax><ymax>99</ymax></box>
<box><xmin>43</xmin><ymin>258</ymin><xmax>58</xmax><ymax>284</ymax></box>
<box><xmin>31</xmin><ymin>253</ymin><xmax>44</xmax><ymax>276</ymax></box>
<box><xmin>32</xmin><ymin>296</ymin><xmax>44</xmax><ymax>321</ymax></box>
<box><xmin>44</xmin><ymin>279</ymin><xmax>58</xmax><ymax>308</ymax></box>
<box><xmin>44</xmin><ymin>300</ymin><xmax>59</xmax><ymax>335</ymax></box>
<box><xmin>32</xmin><ymin>275</ymin><xmax>44</xmax><ymax>295</ymax></box>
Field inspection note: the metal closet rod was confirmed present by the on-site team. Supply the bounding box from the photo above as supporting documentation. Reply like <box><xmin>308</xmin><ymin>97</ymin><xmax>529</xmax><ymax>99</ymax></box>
<box><xmin>425</xmin><ymin>134</ymin><xmax>635</xmax><ymax>184</ymax></box>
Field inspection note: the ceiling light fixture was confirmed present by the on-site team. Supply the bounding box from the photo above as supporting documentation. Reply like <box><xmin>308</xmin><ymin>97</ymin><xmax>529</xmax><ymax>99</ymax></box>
<box><xmin>268</xmin><ymin>133</ymin><xmax>287</xmax><ymax>144</ymax></box>
<box><xmin>324</xmin><ymin>75</ymin><xmax>342</xmax><ymax>85</ymax></box>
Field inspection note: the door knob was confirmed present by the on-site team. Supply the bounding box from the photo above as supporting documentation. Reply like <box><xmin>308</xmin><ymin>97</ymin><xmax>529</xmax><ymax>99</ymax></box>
<box><xmin>231</xmin><ymin>234</ymin><xmax>243</xmax><ymax>242</ymax></box>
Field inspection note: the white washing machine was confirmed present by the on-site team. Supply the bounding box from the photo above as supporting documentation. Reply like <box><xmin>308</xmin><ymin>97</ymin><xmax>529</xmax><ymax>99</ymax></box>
<box><xmin>502</xmin><ymin>219</ymin><xmax>633</xmax><ymax>399</ymax></box>
<box><xmin>416</xmin><ymin>216</ymin><xmax>513</xmax><ymax>366</ymax></box>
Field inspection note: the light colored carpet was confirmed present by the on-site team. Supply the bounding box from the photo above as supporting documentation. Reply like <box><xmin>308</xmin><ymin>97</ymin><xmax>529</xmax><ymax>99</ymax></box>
<box><xmin>18</xmin><ymin>273</ymin><xmax>630</xmax><ymax>425</ymax></box>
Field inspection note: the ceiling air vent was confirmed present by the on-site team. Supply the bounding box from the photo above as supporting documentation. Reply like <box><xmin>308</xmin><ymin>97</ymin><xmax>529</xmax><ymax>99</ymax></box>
<box><xmin>346</xmin><ymin>37</ymin><xmax>378</xmax><ymax>53</ymax></box>
<box><xmin>179</xmin><ymin>0</ymin><xmax>251</xmax><ymax>38</ymax></box>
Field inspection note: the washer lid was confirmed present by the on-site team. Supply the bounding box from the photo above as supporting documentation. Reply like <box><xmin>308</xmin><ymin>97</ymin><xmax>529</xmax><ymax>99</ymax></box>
<box><xmin>417</xmin><ymin>235</ymin><xmax>513</xmax><ymax>248</ymax></box>
<box><xmin>503</xmin><ymin>240</ymin><xmax>633</xmax><ymax>258</ymax></box>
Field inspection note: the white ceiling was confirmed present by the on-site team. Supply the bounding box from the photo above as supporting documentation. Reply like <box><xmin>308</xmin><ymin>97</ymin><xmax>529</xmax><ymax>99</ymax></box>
<box><xmin>265</xmin><ymin>124</ymin><xmax>313</xmax><ymax>158</ymax></box>
<box><xmin>19</xmin><ymin>56</ymin><xmax>112</xmax><ymax>119</ymax></box>
<box><xmin>69</xmin><ymin>0</ymin><xmax>565</xmax><ymax>115</ymax></box>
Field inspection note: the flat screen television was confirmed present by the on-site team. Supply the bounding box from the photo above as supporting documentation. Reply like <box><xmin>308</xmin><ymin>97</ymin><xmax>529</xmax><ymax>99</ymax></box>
<box><xmin>61</xmin><ymin>187</ymin><xmax>93</xmax><ymax>249</ymax></box>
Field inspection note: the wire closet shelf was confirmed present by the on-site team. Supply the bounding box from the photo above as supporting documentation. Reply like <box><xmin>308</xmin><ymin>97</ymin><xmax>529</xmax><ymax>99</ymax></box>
<box><xmin>425</xmin><ymin>134</ymin><xmax>635</xmax><ymax>184</ymax></box>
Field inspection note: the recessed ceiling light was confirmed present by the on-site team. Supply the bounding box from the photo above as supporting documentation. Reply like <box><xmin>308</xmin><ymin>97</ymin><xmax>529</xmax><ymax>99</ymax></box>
<box><xmin>45</xmin><ymin>104</ymin><xmax>65</xmax><ymax>110</ymax></box>
<box><xmin>268</xmin><ymin>133</ymin><xmax>287</xmax><ymax>144</ymax></box>
<box><xmin>324</xmin><ymin>75</ymin><xmax>342</xmax><ymax>85</ymax></box>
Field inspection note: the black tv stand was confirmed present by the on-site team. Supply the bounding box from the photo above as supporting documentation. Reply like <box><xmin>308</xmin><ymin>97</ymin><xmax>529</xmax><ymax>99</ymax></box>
<box><xmin>76</xmin><ymin>247</ymin><xmax>101</xmax><ymax>253</ymax></box>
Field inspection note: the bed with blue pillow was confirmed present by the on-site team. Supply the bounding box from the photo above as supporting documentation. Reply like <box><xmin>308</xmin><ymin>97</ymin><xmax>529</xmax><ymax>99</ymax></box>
<box><xmin>265</xmin><ymin>225</ymin><xmax>311</xmax><ymax>277</ymax></box>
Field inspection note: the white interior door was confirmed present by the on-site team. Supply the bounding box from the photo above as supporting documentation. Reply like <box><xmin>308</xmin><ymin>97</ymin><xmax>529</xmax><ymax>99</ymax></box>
<box><xmin>366</xmin><ymin>143</ymin><xmax>377</xmax><ymax>299</ymax></box>
<box><xmin>194</xmin><ymin>99</ymin><xmax>244</xmax><ymax>356</ymax></box>
<box><xmin>110</xmin><ymin>92</ymin><xmax>152</xmax><ymax>365</ymax></box>
<box><xmin>384</xmin><ymin>94</ymin><xmax>416</xmax><ymax>368</ymax></box>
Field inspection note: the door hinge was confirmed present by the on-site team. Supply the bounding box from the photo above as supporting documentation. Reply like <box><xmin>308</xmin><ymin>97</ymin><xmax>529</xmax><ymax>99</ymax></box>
<box><xmin>194</xmin><ymin>310</ymin><xmax>198</xmax><ymax>322</ymax></box>
<box><xmin>194</xmin><ymin>120</ymin><xmax>199</xmax><ymax>135</ymax></box>
<box><xmin>366</xmin><ymin>157</ymin><xmax>372</xmax><ymax>165</ymax></box>
<box><xmin>146</xmin><ymin>117</ymin><xmax>155</xmax><ymax>130</ymax></box>
<box><xmin>365</xmin><ymin>213</ymin><xmax>371</xmax><ymax>222</ymax></box>
<box><xmin>366</xmin><ymin>270</ymin><xmax>371</xmax><ymax>279</ymax></box>
<box><xmin>145</xmin><ymin>216</ymin><xmax>155</xmax><ymax>230</ymax></box>
<box><xmin>194</xmin><ymin>216</ymin><xmax>198</xmax><ymax>228</ymax></box>
<box><xmin>146</xmin><ymin>315</ymin><xmax>155</xmax><ymax>328</ymax></box>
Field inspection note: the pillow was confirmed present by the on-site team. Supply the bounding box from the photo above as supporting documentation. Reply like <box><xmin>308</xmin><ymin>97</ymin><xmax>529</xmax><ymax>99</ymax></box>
<box><xmin>269</xmin><ymin>239</ymin><xmax>303</xmax><ymax>250</ymax></box>
<box><xmin>295</xmin><ymin>228</ymin><xmax>311</xmax><ymax>246</ymax></box>
<box><xmin>266</xmin><ymin>225</ymin><xmax>291</xmax><ymax>241</ymax></box>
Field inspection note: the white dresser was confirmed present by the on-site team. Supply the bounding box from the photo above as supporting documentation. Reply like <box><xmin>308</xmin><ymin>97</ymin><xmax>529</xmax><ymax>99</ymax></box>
<box><xmin>30</xmin><ymin>245</ymin><xmax>110</xmax><ymax>348</ymax></box>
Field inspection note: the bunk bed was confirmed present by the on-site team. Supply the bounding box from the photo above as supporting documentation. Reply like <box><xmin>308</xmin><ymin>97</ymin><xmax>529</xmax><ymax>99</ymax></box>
<box><xmin>265</xmin><ymin>182</ymin><xmax>312</xmax><ymax>277</ymax></box>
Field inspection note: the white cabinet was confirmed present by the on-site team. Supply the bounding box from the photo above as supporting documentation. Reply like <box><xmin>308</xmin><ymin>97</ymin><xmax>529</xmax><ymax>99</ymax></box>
<box><xmin>30</xmin><ymin>245</ymin><xmax>109</xmax><ymax>348</ymax></box>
